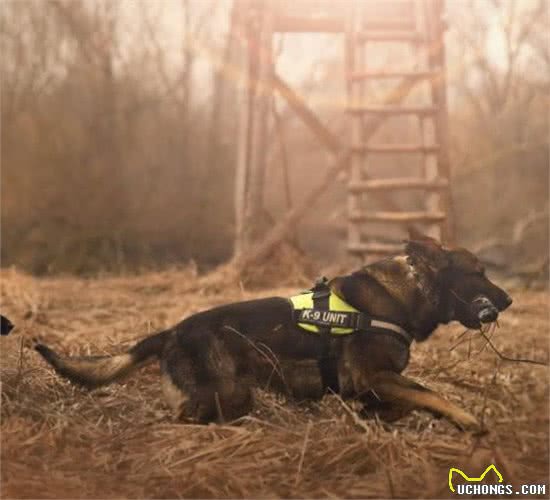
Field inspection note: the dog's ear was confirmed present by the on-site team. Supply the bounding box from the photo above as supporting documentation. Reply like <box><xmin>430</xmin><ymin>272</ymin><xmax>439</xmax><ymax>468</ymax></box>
<box><xmin>407</xmin><ymin>227</ymin><xmax>439</xmax><ymax>243</ymax></box>
<box><xmin>405</xmin><ymin>237</ymin><xmax>449</xmax><ymax>271</ymax></box>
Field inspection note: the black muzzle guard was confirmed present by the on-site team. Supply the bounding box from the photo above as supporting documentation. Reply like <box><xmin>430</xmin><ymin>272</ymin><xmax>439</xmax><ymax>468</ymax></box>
<box><xmin>471</xmin><ymin>295</ymin><xmax>499</xmax><ymax>324</ymax></box>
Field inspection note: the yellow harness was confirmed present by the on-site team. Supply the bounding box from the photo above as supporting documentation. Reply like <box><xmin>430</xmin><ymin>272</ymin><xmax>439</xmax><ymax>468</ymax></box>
<box><xmin>289</xmin><ymin>291</ymin><xmax>359</xmax><ymax>335</ymax></box>
<box><xmin>289</xmin><ymin>279</ymin><xmax>412</xmax><ymax>394</ymax></box>
<box><xmin>288</xmin><ymin>286</ymin><xmax>412</xmax><ymax>343</ymax></box>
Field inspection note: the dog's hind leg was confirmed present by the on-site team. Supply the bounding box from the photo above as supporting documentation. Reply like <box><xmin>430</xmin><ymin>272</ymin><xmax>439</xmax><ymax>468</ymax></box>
<box><xmin>161</xmin><ymin>333</ymin><xmax>253</xmax><ymax>424</ymax></box>
<box><xmin>369</xmin><ymin>371</ymin><xmax>482</xmax><ymax>432</ymax></box>
<box><xmin>160</xmin><ymin>337</ymin><xmax>193</xmax><ymax>420</ymax></box>
<box><xmin>201</xmin><ymin>333</ymin><xmax>254</xmax><ymax>423</ymax></box>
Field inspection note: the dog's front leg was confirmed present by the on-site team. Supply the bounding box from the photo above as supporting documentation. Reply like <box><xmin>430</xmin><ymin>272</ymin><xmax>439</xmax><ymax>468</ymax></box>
<box><xmin>359</xmin><ymin>390</ymin><xmax>414</xmax><ymax>423</ymax></box>
<box><xmin>368</xmin><ymin>371</ymin><xmax>483</xmax><ymax>432</ymax></box>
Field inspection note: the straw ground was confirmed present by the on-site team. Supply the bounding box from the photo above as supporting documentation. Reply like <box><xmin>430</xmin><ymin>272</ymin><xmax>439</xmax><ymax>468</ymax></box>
<box><xmin>1</xmin><ymin>268</ymin><xmax>548</xmax><ymax>498</ymax></box>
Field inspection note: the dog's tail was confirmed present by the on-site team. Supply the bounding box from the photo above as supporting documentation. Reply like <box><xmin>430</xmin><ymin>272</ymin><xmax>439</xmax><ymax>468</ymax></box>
<box><xmin>35</xmin><ymin>329</ymin><xmax>172</xmax><ymax>389</ymax></box>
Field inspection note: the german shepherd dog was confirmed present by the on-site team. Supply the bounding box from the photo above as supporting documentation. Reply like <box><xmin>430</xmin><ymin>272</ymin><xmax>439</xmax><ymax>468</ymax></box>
<box><xmin>36</xmin><ymin>232</ymin><xmax>512</xmax><ymax>431</ymax></box>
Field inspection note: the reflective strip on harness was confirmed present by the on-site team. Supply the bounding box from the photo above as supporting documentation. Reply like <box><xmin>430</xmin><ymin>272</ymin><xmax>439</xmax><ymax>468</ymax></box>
<box><xmin>370</xmin><ymin>319</ymin><xmax>410</xmax><ymax>338</ymax></box>
<box><xmin>289</xmin><ymin>291</ymin><xmax>359</xmax><ymax>335</ymax></box>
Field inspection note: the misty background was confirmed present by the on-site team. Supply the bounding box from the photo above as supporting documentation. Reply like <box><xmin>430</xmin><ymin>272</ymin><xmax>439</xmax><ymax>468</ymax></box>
<box><xmin>1</xmin><ymin>0</ymin><xmax>548</xmax><ymax>278</ymax></box>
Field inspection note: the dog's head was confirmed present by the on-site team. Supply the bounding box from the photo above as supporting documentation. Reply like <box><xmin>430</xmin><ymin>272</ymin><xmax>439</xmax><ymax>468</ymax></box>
<box><xmin>405</xmin><ymin>231</ymin><xmax>513</xmax><ymax>329</ymax></box>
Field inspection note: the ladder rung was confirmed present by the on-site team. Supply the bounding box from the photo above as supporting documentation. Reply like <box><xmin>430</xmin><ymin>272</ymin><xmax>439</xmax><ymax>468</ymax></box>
<box><xmin>362</xmin><ymin>19</ymin><xmax>416</xmax><ymax>31</ymax></box>
<box><xmin>350</xmin><ymin>211</ymin><xmax>446</xmax><ymax>223</ymax></box>
<box><xmin>347</xmin><ymin>106</ymin><xmax>437</xmax><ymax>115</ymax></box>
<box><xmin>360</xmin><ymin>0</ymin><xmax>416</xmax><ymax>17</ymax></box>
<box><xmin>348</xmin><ymin>242</ymin><xmax>403</xmax><ymax>255</ymax></box>
<box><xmin>348</xmin><ymin>70</ymin><xmax>436</xmax><ymax>81</ymax></box>
<box><xmin>355</xmin><ymin>31</ymin><xmax>424</xmax><ymax>42</ymax></box>
<box><xmin>351</xmin><ymin>144</ymin><xmax>440</xmax><ymax>154</ymax></box>
<box><xmin>272</xmin><ymin>17</ymin><xmax>416</xmax><ymax>34</ymax></box>
<box><xmin>273</xmin><ymin>15</ymin><xmax>344</xmax><ymax>33</ymax></box>
<box><xmin>349</xmin><ymin>178</ymin><xmax>449</xmax><ymax>192</ymax></box>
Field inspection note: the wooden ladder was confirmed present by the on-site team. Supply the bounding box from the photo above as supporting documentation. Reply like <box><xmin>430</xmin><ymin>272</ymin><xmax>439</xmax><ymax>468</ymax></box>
<box><xmin>345</xmin><ymin>0</ymin><xmax>454</xmax><ymax>261</ymax></box>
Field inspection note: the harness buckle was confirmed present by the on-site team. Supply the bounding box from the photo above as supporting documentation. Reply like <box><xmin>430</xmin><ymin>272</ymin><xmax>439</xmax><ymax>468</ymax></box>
<box><xmin>311</xmin><ymin>276</ymin><xmax>331</xmax><ymax>300</ymax></box>
<box><xmin>354</xmin><ymin>314</ymin><xmax>372</xmax><ymax>332</ymax></box>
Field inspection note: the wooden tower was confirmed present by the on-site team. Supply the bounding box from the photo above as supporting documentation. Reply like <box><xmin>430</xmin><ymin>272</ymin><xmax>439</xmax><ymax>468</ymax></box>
<box><xmin>232</xmin><ymin>0</ymin><xmax>454</xmax><ymax>261</ymax></box>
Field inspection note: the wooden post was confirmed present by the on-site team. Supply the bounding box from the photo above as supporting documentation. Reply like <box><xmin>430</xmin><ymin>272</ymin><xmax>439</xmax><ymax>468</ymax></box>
<box><xmin>425</xmin><ymin>0</ymin><xmax>455</xmax><ymax>244</ymax></box>
<box><xmin>346</xmin><ymin>2</ymin><xmax>363</xmax><ymax>260</ymax></box>
<box><xmin>233</xmin><ymin>1</ymin><xmax>250</xmax><ymax>258</ymax></box>
<box><xmin>234</xmin><ymin>2</ymin><xmax>273</xmax><ymax>257</ymax></box>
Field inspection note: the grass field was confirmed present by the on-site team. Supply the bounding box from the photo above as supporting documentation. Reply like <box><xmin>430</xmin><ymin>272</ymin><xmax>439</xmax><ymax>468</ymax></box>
<box><xmin>1</xmin><ymin>268</ymin><xmax>548</xmax><ymax>499</ymax></box>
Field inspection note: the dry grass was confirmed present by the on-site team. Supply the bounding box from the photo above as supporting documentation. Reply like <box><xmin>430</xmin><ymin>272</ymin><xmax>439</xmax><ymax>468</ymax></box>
<box><xmin>1</xmin><ymin>267</ymin><xmax>548</xmax><ymax>499</ymax></box>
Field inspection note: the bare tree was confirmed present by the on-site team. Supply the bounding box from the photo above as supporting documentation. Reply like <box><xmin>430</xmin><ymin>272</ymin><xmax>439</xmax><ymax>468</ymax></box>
<box><xmin>448</xmin><ymin>0</ymin><xmax>548</xmax><ymax>160</ymax></box>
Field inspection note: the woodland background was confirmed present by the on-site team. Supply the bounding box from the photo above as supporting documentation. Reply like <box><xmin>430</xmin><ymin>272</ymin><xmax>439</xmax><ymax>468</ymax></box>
<box><xmin>1</xmin><ymin>0</ymin><xmax>548</xmax><ymax>276</ymax></box>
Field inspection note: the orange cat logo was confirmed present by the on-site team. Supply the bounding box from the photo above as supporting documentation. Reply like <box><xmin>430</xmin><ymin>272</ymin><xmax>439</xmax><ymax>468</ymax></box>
<box><xmin>448</xmin><ymin>464</ymin><xmax>503</xmax><ymax>492</ymax></box>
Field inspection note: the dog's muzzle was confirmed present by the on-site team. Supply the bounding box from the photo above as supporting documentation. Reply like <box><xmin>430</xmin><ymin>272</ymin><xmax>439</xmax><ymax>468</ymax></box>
<box><xmin>471</xmin><ymin>296</ymin><xmax>499</xmax><ymax>324</ymax></box>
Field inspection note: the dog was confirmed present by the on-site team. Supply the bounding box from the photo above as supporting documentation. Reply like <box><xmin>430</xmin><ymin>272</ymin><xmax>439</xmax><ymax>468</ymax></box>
<box><xmin>1</xmin><ymin>315</ymin><xmax>14</xmax><ymax>336</ymax></box>
<box><xmin>35</xmin><ymin>231</ymin><xmax>512</xmax><ymax>431</ymax></box>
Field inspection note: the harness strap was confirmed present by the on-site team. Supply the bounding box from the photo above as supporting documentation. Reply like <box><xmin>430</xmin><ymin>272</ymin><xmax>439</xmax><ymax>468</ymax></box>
<box><xmin>312</xmin><ymin>280</ymin><xmax>340</xmax><ymax>394</ymax></box>
<box><xmin>294</xmin><ymin>309</ymin><xmax>412</xmax><ymax>345</ymax></box>
<box><xmin>355</xmin><ymin>317</ymin><xmax>412</xmax><ymax>344</ymax></box>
